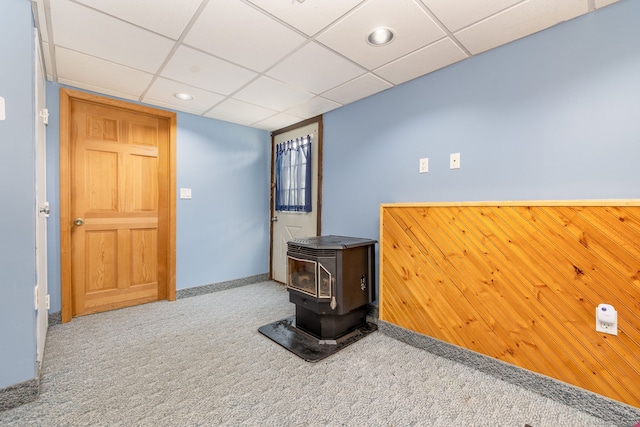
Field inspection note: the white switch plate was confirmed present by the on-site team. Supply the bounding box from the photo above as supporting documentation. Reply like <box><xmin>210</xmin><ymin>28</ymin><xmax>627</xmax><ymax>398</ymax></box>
<box><xmin>180</xmin><ymin>188</ymin><xmax>192</xmax><ymax>199</ymax></box>
<box><xmin>0</xmin><ymin>96</ymin><xmax>5</xmax><ymax>121</ymax></box>
<box><xmin>419</xmin><ymin>158</ymin><xmax>428</xmax><ymax>173</ymax></box>
<box><xmin>450</xmin><ymin>153</ymin><xmax>460</xmax><ymax>169</ymax></box>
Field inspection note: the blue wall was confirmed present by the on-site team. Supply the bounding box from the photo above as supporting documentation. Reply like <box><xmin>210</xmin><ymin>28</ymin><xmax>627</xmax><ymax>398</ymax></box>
<box><xmin>176</xmin><ymin>113</ymin><xmax>270</xmax><ymax>288</ymax></box>
<box><xmin>45</xmin><ymin>84</ymin><xmax>271</xmax><ymax>312</ymax></box>
<box><xmin>322</xmin><ymin>0</ymin><xmax>640</xmax><ymax>255</ymax></box>
<box><xmin>0</xmin><ymin>0</ymin><xmax>37</xmax><ymax>388</ymax></box>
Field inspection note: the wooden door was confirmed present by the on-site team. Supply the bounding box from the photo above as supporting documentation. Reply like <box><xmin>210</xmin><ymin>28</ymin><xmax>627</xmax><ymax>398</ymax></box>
<box><xmin>270</xmin><ymin>118</ymin><xmax>322</xmax><ymax>283</ymax></box>
<box><xmin>60</xmin><ymin>89</ymin><xmax>176</xmax><ymax>321</ymax></box>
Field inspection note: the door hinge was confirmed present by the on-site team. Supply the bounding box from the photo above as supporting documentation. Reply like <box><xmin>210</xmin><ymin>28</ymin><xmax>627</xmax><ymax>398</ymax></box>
<box><xmin>39</xmin><ymin>108</ymin><xmax>49</xmax><ymax>125</ymax></box>
<box><xmin>39</xmin><ymin>201</ymin><xmax>50</xmax><ymax>217</ymax></box>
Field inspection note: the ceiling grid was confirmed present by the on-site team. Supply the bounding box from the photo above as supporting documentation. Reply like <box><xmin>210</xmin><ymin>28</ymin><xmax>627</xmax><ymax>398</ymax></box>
<box><xmin>31</xmin><ymin>0</ymin><xmax>619</xmax><ymax>130</ymax></box>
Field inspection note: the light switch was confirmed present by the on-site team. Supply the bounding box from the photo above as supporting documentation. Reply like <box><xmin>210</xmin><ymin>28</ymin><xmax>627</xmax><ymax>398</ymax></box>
<box><xmin>0</xmin><ymin>97</ymin><xmax>5</xmax><ymax>121</ymax></box>
<box><xmin>180</xmin><ymin>188</ymin><xmax>192</xmax><ymax>199</ymax></box>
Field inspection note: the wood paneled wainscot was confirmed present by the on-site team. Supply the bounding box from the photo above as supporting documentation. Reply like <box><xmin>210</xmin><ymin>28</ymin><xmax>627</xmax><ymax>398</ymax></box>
<box><xmin>379</xmin><ymin>201</ymin><xmax>640</xmax><ymax>408</ymax></box>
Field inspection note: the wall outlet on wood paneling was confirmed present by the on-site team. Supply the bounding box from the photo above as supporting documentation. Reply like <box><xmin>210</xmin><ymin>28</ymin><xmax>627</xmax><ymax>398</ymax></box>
<box><xmin>596</xmin><ymin>303</ymin><xmax>618</xmax><ymax>335</ymax></box>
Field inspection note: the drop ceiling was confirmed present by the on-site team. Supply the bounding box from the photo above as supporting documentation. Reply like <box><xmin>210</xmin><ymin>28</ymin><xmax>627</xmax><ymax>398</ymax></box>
<box><xmin>32</xmin><ymin>0</ymin><xmax>619</xmax><ymax>131</ymax></box>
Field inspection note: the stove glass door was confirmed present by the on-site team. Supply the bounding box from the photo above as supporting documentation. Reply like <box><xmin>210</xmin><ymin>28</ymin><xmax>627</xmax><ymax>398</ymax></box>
<box><xmin>287</xmin><ymin>256</ymin><xmax>317</xmax><ymax>296</ymax></box>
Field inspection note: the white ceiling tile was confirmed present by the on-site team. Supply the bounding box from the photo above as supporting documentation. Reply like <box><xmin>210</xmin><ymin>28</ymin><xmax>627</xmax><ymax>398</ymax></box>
<box><xmin>161</xmin><ymin>46</ymin><xmax>257</xmax><ymax>95</ymax></box>
<box><xmin>184</xmin><ymin>0</ymin><xmax>306</xmax><ymax>72</ymax></box>
<box><xmin>285</xmin><ymin>96</ymin><xmax>343</xmax><ymax>119</ymax></box>
<box><xmin>143</xmin><ymin>77</ymin><xmax>225</xmax><ymax>113</ymax></box>
<box><xmin>55</xmin><ymin>47</ymin><xmax>154</xmax><ymax>98</ymax></box>
<box><xmin>594</xmin><ymin>0</ymin><xmax>619</xmax><ymax>8</ymax></box>
<box><xmin>205</xmin><ymin>99</ymin><xmax>277</xmax><ymax>126</ymax></box>
<box><xmin>419</xmin><ymin>0</ymin><xmax>522</xmax><ymax>32</ymax></box>
<box><xmin>139</xmin><ymin>100</ymin><xmax>205</xmax><ymax>116</ymax></box>
<box><xmin>455</xmin><ymin>0</ymin><xmax>589</xmax><ymax>55</ymax></box>
<box><xmin>266</xmin><ymin>42</ymin><xmax>365</xmax><ymax>94</ymax></box>
<box><xmin>375</xmin><ymin>38</ymin><xmax>468</xmax><ymax>85</ymax></box>
<box><xmin>234</xmin><ymin>77</ymin><xmax>314</xmax><ymax>112</ymax></box>
<box><xmin>322</xmin><ymin>74</ymin><xmax>392</xmax><ymax>105</ymax></box>
<box><xmin>316</xmin><ymin>0</ymin><xmax>446</xmax><ymax>70</ymax></box>
<box><xmin>253</xmin><ymin>113</ymin><xmax>304</xmax><ymax>130</ymax></box>
<box><xmin>246</xmin><ymin>0</ymin><xmax>364</xmax><ymax>36</ymax></box>
<box><xmin>74</xmin><ymin>0</ymin><xmax>204</xmax><ymax>40</ymax></box>
<box><xmin>51</xmin><ymin>0</ymin><xmax>175</xmax><ymax>73</ymax></box>
<box><xmin>58</xmin><ymin>77</ymin><xmax>139</xmax><ymax>102</ymax></box>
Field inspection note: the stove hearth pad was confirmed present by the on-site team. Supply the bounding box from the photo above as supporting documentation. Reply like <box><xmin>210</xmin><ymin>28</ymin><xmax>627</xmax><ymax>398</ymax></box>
<box><xmin>258</xmin><ymin>316</ymin><xmax>377</xmax><ymax>362</ymax></box>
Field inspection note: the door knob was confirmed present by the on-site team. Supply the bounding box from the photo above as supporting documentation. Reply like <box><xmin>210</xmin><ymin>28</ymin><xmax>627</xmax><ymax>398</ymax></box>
<box><xmin>271</xmin><ymin>217</ymin><xmax>278</xmax><ymax>222</ymax></box>
<box><xmin>74</xmin><ymin>218</ymin><xmax>85</xmax><ymax>226</ymax></box>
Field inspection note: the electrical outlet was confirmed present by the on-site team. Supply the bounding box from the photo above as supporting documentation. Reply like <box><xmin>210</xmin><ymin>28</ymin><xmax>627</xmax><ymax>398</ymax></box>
<box><xmin>180</xmin><ymin>188</ymin><xmax>192</xmax><ymax>199</ymax></box>
<box><xmin>596</xmin><ymin>320</ymin><xmax>617</xmax><ymax>335</ymax></box>
<box><xmin>450</xmin><ymin>153</ymin><xmax>460</xmax><ymax>169</ymax></box>
<box><xmin>419</xmin><ymin>158</ymin><xmax>428</xmax><ymax>173</ymax></box>
<box><xmin>595</xmin><ymin>304</ymin><xmax>618</xmax><ymax>335</ymax></box>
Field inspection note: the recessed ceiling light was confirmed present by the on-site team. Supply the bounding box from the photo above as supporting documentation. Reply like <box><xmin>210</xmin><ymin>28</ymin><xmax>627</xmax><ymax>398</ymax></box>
<box><xmin>174</xmin><ymin>93</ymin><xmax>193</xmax><ymax>101</ymax></box>
<box><xmin>367</xmin><ymin>27</ymin><xmax>394</xmax><ymax>46</ymax></box>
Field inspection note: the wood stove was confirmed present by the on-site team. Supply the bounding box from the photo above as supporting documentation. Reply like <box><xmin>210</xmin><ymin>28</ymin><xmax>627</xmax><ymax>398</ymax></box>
<box><xmin>286</xmin><ymin>235</ymin><xmax>376</xmax><ymax>339</ymax></box>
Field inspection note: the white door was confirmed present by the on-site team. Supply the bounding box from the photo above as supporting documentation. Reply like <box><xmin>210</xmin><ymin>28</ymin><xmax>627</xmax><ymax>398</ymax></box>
<box><xmin>271</xmin><ymin>120</ymin><xmax>321</xmax><ymax>284</ymax></box>
<box><xmin>34</xmin><ymin>31</ymin><xmax>49</xmax><ymax>363</ymax></box>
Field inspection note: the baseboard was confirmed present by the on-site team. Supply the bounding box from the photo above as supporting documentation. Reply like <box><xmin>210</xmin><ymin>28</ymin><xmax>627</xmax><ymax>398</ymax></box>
<box><xmin>0</xmin><ymin>362</ymin><xmax>41</xmax><ymax>412</ymax></box>
<box><xmin>378</xmin><ymin>320</ymin><xmax>640</xmax><ymax>426</ymax></box>
<box><xmin>176</xmin><ymin>273</ymin><xmax>270</xmax><ymax>299</ymax></box>
<box><xmin>48</xmin><ymin>311</ymin><xmax>62</xmax><ymax>327</ymax></box>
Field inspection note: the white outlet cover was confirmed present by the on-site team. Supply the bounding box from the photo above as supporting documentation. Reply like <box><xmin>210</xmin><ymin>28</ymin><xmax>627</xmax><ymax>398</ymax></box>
<box><xmin>450</xmin><ymin>153</ymin><xmax>460</xmax><ymax>169</ymax></box>
<box><xmin>180</xmin><ymin>188</ymin><xmax>192</xmax><ymax>199</ymax></box>
<box><xmin>419</xmin><ymin>158</ymin><xmax>428</xmax><ymax>173</ymax></box>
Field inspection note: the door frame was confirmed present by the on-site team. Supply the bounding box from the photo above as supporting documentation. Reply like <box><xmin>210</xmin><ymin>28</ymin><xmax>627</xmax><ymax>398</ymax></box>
<box><xmin>59</xmin><ymin>88</ymin><xmax>177</xmax><ymax>322</ymax></box>
<box><xmin>34</xmin><ymin>29</ymin><xmax>48</xmax><ymax>362</ymax></box>
<box><xmin>269</xmin><ymin>115</ymin><xmax>323</xmax><ymax>281</ymax></box>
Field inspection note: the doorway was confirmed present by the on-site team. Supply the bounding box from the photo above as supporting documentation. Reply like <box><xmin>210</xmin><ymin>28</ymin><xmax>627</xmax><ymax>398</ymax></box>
<box><xmin>59</xmin><ymin>89</ymin><xmax>176</xmax><ymax>322</ymax></box>
<box><xmin>270</xmin><ymin>117</ymin><xmax>322</xmax><ymax>284</ymax></box>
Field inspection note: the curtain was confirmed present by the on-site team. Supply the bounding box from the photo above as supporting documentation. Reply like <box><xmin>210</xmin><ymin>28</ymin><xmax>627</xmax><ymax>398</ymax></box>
<box><xmin>275</xmin><ymin>135</ymin><xmax>312</xmax><ymax>212</ymax></box>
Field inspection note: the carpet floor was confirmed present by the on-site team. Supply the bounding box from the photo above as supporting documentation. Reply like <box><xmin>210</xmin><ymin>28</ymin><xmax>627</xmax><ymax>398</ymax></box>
<box><xmin>0</xmin><ymin>281</ymin><xmax>616</xmax><ymax>426</ymax></box>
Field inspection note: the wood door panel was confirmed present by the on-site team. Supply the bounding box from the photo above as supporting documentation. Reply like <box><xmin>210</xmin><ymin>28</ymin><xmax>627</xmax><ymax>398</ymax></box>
<box><xmin>86</xmin><ymin>115</ymin><xmax>118</xmax><ymax>141</ymax></box>
<box><xmin>131</xmin><ymin>122</ymin><xmax>158</xmax><ymax>146</ymax></box>
<box><xmin>83</xmin><ymin>283</ymin><xmax>158</xmax><ymax>313</ymax></box>
<box><xmin>84</xmin><ymin>230</ymin><xmax>118</xmax><ymax>292</ymax></box>
<box><xmin>130</xmin><ymin>228</ymin><xmax>158</xmax><ymax>285</ymax></box>
<box><xmin>85</xmin><ymin>150</ymin><xmax>119</xmax><ymax>211</ymax></box>
<box><xmin>129</xmin><ymin>154</ymin><xmax>158</xmax><ymax>212</ymax></box>
<box><xmin>62</xmin><ymin>89</ymin><xmax>175</xmax><ymax>319</ymax></box>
